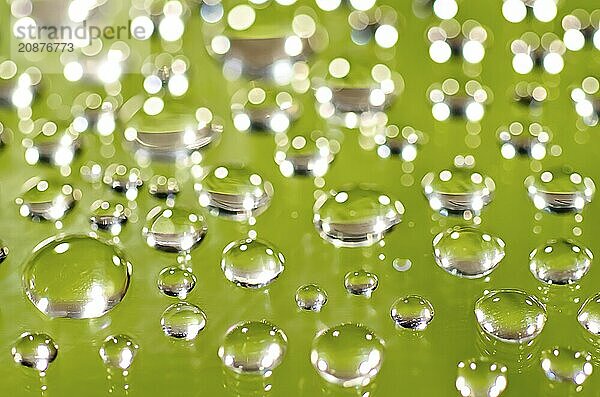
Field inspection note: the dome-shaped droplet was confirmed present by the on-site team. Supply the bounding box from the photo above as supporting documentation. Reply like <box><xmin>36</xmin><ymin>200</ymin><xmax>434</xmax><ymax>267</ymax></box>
<box><xmin>455</xmin><ymin>358</ymin><xmax>508</xmax><ymax>397</ymax></box>
<box><xmin>0</xmin><ymin>239</ymin><xmax>8</xmax><ymax>264</ymax></box>
<box><xmin>422</xmin><ymin>168</ymin><xmax>495</xmax><ymax>215</ymax></box>
<box><xmin>157</xmin><ymin>266</ymin><xmax>197</xmax><ymax>299</ymax></box>
<box><xmin>529</xmin><ymin>239</ymin><xmax>593</xmax><ymax>285</ymax></box>
<box><xmin>196</xmin><ymin>165</ymin><xmax>274</xmax><ymax>221</ymax></box>
<box><xmin>525</xmin><ymin>168</ymin><xmax>595</xmax><ymax>213</ymax></box>
<box><xmin>160</xmin><ymin>302</ymin><xmax>207</xmax><ymax>341</ymax></box>
<box><xmin>148</xmin><ymin>175</ymin><xmax>180</xmax><ymax>198</ymax></box>
<box><xmin>274</xmin><ymin>130</ymin><xmax>337</xmax><ymax>178</ymax></box>
<box><xmin>25</xmin><ymin>120</ymin><xmax>81</xmax><ymax>166</ymax></box>
<box><xmin>231</xmin><ymin>86</ymin><xmax>299</xmax><ymax>133</ymax></box>
<box><xmin>90</xmin><ymin>200</ymin><xmax>129</xmax><ymax>233</ymax></box>
<box><xmin>390</xmin><ymin>295</ymin><xmax>435</xmax><ymax>331</ymax></box>
<box><xmin>540</xmin><ymin>347</ymin><xmax>593</xmax><ymax>385</ymax></box>
<box><xmin>103</xmin><ymin>164</ymin><xmax>143</xmax><ymax>195</ymax></box>
<box><xmin>295</xmin><ymin>284</ymin><xmax>328</xmax><ymax>312</ymax></box>
<box><xmin>218</xmin><ymin>320</ymin><xmax>288</xmax><ymax>375</ymax></box>
<box><xmin>17</xmin><ymin>177</ymin><xmax>81</xmax><ymax>221</ymax></box>
<box><xmin>99</xmin><ymin>334</ymin><xmax>139</xmax><ymax>370</ymax></box>
<box><xmin>23</xmin><ymin>234</ymin><xmax>132</xmax><ymax>319</ymax></box>
<box><xmin>143</xmin><ymin>207</ymin><xmax>207</xmax><ymax>252</ymax></box>
<box><xmin>311</xmin><ymin>323</ymin><xmax>385</xmax><ymax>388</ymax></box>
<box><xmin>474</xmin><ymin>289</ymin><xmax>547</xmax><ymax>343</ymax></box>
<box><xmin>433</xmin><ymin>226</ymin><xmax>506</xmax><ymax>278</ymax></box>
<box><xmin>577</xmin><ymin>293</ymin><xmax>600</xmax><ymax>335</ymax></box>
<box><xmin>11</xmin><ymin>332</ymin><xmax>58</xmax><ymax>372</ymax></box>
<box><xmin>221</xmin><ymin>238</ymin><xmax>285</xmax><ymax>288</ymax></box>
<box><xmin>313</xmin><ymin>186</ymin><xmax>404</xmax><ymax>247</ymax></box>
<box><xmin>344</xmin><ymin>270</ymin><xmax>379</xmax><ymax>297</ymax></box>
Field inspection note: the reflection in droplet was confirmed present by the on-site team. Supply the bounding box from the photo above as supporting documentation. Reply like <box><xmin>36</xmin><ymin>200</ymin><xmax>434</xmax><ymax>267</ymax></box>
<box><xmin>160</xmin><ymin>302</ymin><xmax>207</xmax><ymax>341</ymax></box>
<box><xmin>221</xmin><ymin>238</ymin><xmax>285</xmax><ymax>288</ymax></box>
<box><xmin>313</xmin><ymin>186</ymin><xmax>404</xmax><ymax>247</ymax></box>
<box><xmin>12</xmin><ymin>332</ymin><xmax>58</xmax><ymax>372</ymax></box>
<box><xmin>390</xmin><ymin>295</ymin><xmax>435</xmax><ymax>331</ymax></box>
<box><xmin>99</xmin><ymin>334</ymin><xmax>139</xmax><ymax>370</ymax></box>
<box><xmin>17</xmin><ymin>177</ymin><xmax>81</xmax><ymax>221</ymax></box>
<box><xmin>23</xmin><ymin>234</ymin><xmax>132</xmax><ymax>319</ymax></box>
<box><xmin>218</xmin><ymin>320</ymin><xmax>288</xmax><ymax>375</ymax></box>
<box><xmin>344</xmin><ymin>270</ymin><xmax>379</xmax><ymax>297</ymax></box>
<box><xmin>540</xmin><ymin>347</ymin><xmax>593</xmax><ymax>385</ymax></box>
<box><xmin>311</xmin><ymin>323</ymin><xmax>385</xmax><ymax>388</ymax></box>
<box><xmin>295</xmin><ymin>284</ymin><xmax>328</xmax><ymax>312</ymax></box>
<box><xmin>474</xmin><ymin>289</ymin><xmax>547</xmax><ymax>344</ymax></box>
<box><xmin>455</xmin><ymin>358</ymin><xmax>508</xmax><ymax>397</ymax></box>
<box><xmin>0</xmin><ymin>239</ymin><xmax>8</xmax><ymax>264</ymax></box>
<box><xmin>157</xmin><ymin>266</ymin><xmax>197</xmax><ymax>299</ymax></box>
<box><xmin>529</xmin><ymin>239</ymin><xmax>593</xmax><ymax>285</ymax></box>
<box><xmin>525</xmin><ymin>168</ymin><xmax>595</xmax><ymax>213</ymax></box>
<box><xmin>143</xmin><ymin>207</ymin><xmax>207</xmax><ymax>252</ymax></box>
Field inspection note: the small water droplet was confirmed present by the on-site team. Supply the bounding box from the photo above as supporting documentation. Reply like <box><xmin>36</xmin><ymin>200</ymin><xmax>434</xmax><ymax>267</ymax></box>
<box><xmin>143</xmin><ymin>207</ymin><xmax>207</xmax><ymax>252</ymax></box>
<box><xmin>525</xmin><ymin>167</ymin><xmax>595</xmax><ymax>213</ymax></box>
<box><xmin>295</xmin><ymin>284</ymin><xmax>328</xmax><ymax>312</ymax></box>
<box><xmin>99</xmin><ymin>334</ymin><xmax>139</xmax><ymax>370</ymax></box>
<box><xmin>540</xmin><ymin>347</ymin><xmax>593</xmax><ymax>385</ymax></box>
<box><xmin>11</xmin><ymin>332</ymin><xmax>58</xmax><ymax>372</ymax></box>
<box><xmin>157</xmin><ymin>266</ymin><xmax>197</xmax><ymax>299</ymax></box>
<box><xmin>23</xmin><ymin>234</ymin><xmax>132</xmax><ymax>319</ymax></box>
<box><xmin>90</xmin><ymin>200</ymin><xmax>129</xmax><ymax>232</ymax></box>
<box><xmin>474</xmin><ymin>289</ymin><xmax>547</xmax><ymax>343</ymax></box>
<box><xmin>311</xmin><ymin>323</ymin><xmax>385</xmax><ymax>388</ymax></box>
<box><xmin>344</xmin><ymin>270</ymin><xmax>379</xmax><ymax>297</ymax></box>
<box><xmin>455</xmin><ymin>358</ymin><xmax>508</xmax><ymax>397</ymax></box>
<box><xmin>148</xmin><ymin>175</ymin><xmax>180</xmax><ymax>198</ymax></box>
<box><xmin>313</xmin><ymin>186</ymin><xmax>404</xmax><ymax>247</ymax></box>
<box><xmin>390</xmin><ymin>295</ymin><xmax>435</xmax><ymax>331</ymax></box>
<box><xmin>17</xmin><ymin>177</ymin><xmax>80</xmax><ymax>221</ymax></box>
<box><xmin>274</xmin><ymin>132</ymin><xmax>336</xmax><ymax>177</ymax></box>
<box><xmin>221</xmin><ymin>238</ymin><xmax>285</xmax><ymax>288</ymax></box>
<box><xmin>103</xmin><ymin>164</ymin><xmax>143</xmax><ymax>194</ymax></box>
<box><xmin>433</xmin><ymin>226</ymin><xmax>505</xmax><ymax>278</ymax></box>
<box><xmin>218</xmin><ymin>320</ymin><xmax>288</xmax><ymax>375</ymax></box>
<box><xmin>0</xmin><ymin>239</ymin><xmax>8</xmax><ymax>264</ymax></box>
<box><xmin>26</xmin><ymin>121</ymin><xmax>80</xmax><ymax>166</ymax></box>
<box><xmin>577</xmin><ymin>293</ymin><xmax>600</xmax><ymax>335</ymax></box>
<box><xmin>160</xmin><ymin>302</ymin><xmax>207</xmax><ymax>341</ymax></box>
<box><xmin>392</xmin><ymin>258</ymin><xmax>412</xmax><ymax>272</ymax></box>
<box><xmin>529</xmin><ymin>239</ymin><xmax>593</xmax><ymax>285</ymax></box>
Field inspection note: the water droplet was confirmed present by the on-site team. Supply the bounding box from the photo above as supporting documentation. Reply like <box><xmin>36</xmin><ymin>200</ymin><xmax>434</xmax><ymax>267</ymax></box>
<box><xmin>11</xmin><ymin>332</ymin><xmax>58</xmax><ymax>372</ymax></box>
<box><xmin>310</xmin><ymin>323</ymin><xmax>385</xmax><ymax>388</ymax></box>
<box><xmin>99</xmin><ymin>334</ymin><xmax>139</xmax><ymax>370</ymax></box>
<box><xmin>90</xmin><ymin>200</ymin><xmax>129</xmax><ymax>232</ymax></box>
<box><xmin>474</xmin><ymin>289</ymin><xmax>547</xmax><ymax>343</ymax></box>
<box><xmin>23</xmin><ymin>234</ymin><xmax>131</xmax><ymax>319</ymax></box>
<box><xmin>231</xmin><ymin>86</ymin><xmax>299</xmax><ymax>132</ymax></box>
<box><xmin>17</xmin><ymin>177</ymin><xmax>81</xmax><ymax>221</ymax></box>
<box><xmin>103</xmin><ymin>164</ymin><xmax>143</xmax><ymax>194</ymax></box>
<box><xmin>218</xmin><ymin>320</ymin><xmax>288</xmax><ymax>375</ymax></box>
<box><xmin>25</xmin><ymin>121</ymin><xmax>80</xmax><ymax>166</ymax></box>
<box><xmin>390</xmin><ymin>295</ymin><xmax>435</xmax><ymax>331</ymax></box>
<box><xmin>160</xmin><ymin>302</ymin><xmax>207</xmax><ymax>341</ymax></box>
<box><xmin>540</xmin><ymin>347</ymin><xmax>593</xmax><ymax>385</ymax></box>
<box><xmin>422</xmin><ymin>168</ymin><xmax>495</xmax><ymax>215</ymax></box>
<box><xmin>148</xmin><ymin>175</ymin><xmax>180</xmax><ymax>198</ymax></box>
<box><xmin>529</xmin><ymin>239</ymin><xmax>593</xmax><ymax>285</ymax></box>
<box><xmin>433</xmin><ymin>226</ymin><xmax>506</xmax><ymax>278</ymax></box>
<box><xmin>274</xmin><ymin>132</ymin><xmax>336</xmax><ymax>177</ymax></box>
<box><xmin>221</xmin><ymin>238</ymin><xmax>285</xmax><ymax>288</ymax></box>
<box><xmin>577</xmin><ymin>293</ymin><xmax>600</xmax><ymax>335</ymax></box>
<box><xmin>0</xmin><ymin>239</ymin><xmax>8</xmax><ymax>264</ymax></box>
<box><xmin>196</xmin><ymin>165</ymin><xmax>274</xmax><ymax>221</ymax></box>
<box><xmin>525</xmin><ymin>167</ymin><xmax>595</xmax><ymax>213</ymax></box>
<box><xmin>295</xmin><ymin>284</ymin><xmax>328</xmax><ymax>312</ymax></box>
<box><xmin>157</xmin><ymin>266</ymin><xmax>197</xmax><ymax>299</ymax></box>
<box><xmin>143</xmin><ymin>207</ymin><xmax>207</xmax><ymax>252</ymax></box>
<box><xmin>344</xmin><ymin>270</ymin><xmax>379</xmax><ymax>297</ymax></box>
<box><xmin>392</xmin><ymin>258</ymin><xmax>412</xmax><ymax>272</ymax></box>
<box><xmin>313</xmin><ymin>186</ymin><xmax>404</xmax><ymax>247</ymax></box>
<box><xmin>455</xmin><ymin>358</ymin><xmax>508</xmax><ymax>397</ymax></box>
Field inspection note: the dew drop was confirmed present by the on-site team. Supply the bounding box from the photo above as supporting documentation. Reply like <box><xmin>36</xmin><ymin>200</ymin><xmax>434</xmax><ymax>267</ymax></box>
<box><xmin>474</xmin><ymin>289</ymin><xmax>547</xmax><ymax>343</ymax></box>
<box><xmin>540</xmin><ymin>347</ymin><xmax>593</xmax><ymax>385</ymax></box>
<box><xmin>295</xmin><ymin>284</ymin><xmax>328</xmax><ymax>312</ymax></box>
<box><xmin>390</xmin><ymin>295</ymin><xmax>435</xmax><ymax>331</ymax></box>
<box><xmin>433</xmin><ymin>226</ymin><xmax>506</xmax><ymax>278</ymax></box>
<box><xmin>577</xmin><ymin>293</ymin><xmax>600</xmax><ymax>335</ymax></box>
<box><xmin>90</xmin><ymin>200</ymin><xmax>129</xmax><ymax>232</ymax></box>
<box><xmin>17</xmin><ymin>177</ymin><xmax>80</xmax><ymax>221</ymax></box>
<box><xmin>221</xmin><ymin>238</ymin><xmax>285</xmax><ymax>288</ymax></box>
<box><xmin>160</xmin><ymin>302</ymin><xmax>207</xmax><ymax>341</ymax></box>
<box><xmin>148</xmin><ymin>175</ymin><xmax>180</xmax><ymax>198</ymax></box>
<box><xmin>157</xmin><ymin>266</ymin><xmax>197</xmax><ymax>299</ymax></box>
<box><xmin>525</xmin><ymin>167</ymin><xmax>595</xmax><ymax>213</ymax></box>
<box><xmin>11</xmin><ymin>332</ymin><xmax>58</xmax><ymax>372</ymax></box>
<box><xmin>103</xmin><ymin>164</ymin><xmax>143</xmax><ymax>194</ymax></box>
<box><xmin>23</xmin><ymin>234</ymin><xmax>132</xmax><ymax>319</ymax></box>
<box><xmin>310</xmin><ymin>323</ymin><xmax>385</xmax><ymax>388</ymax></box>
<box><xmin>455</xmin><ymin>358</ymin><xmax>508</xmax><ymax>397</ymax></box>
<box><xmin>0</xmin><ymin>239</ymin><xmax>8</xmax><ymax>264</ymax></box>
<box><xmin>99</xmin><ymin>334</ymin><xmax>139</xmax><ymax>370</ymax></box>
<box><xmin>344</xmin><ymin>270</ymin><xmax>379</xmax><ymax>297</ymax></box>
<box><xmin>529</xmin><ymin>239</ymin><xmax>593</xmax><ymax>285</ymax></box>
<box><xmin>142</xmin><ymin>207</ymin><xmax>207</xmax><ymax>252</ymax></box>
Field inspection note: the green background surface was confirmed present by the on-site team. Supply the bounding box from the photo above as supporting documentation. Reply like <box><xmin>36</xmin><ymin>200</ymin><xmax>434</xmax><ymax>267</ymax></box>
<box><xmin>1</xmin><ymin>0</ymin><xmax>600</xmax><ymax>395</ymax></box>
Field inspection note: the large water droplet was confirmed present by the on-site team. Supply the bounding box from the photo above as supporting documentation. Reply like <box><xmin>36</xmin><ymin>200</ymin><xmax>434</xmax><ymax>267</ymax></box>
<box><xmin>90</xmin><ymin>200</ymin><xmax>129</xmax><ymax>233</ymax></box>
<box><xmin>160</xmin><ymin>302</ymin><xmax>207</xmax><ymax>341</ymax></box>
<box><xmin>422</xmin><ymin>168</ymin><xmax>495</xmax><ymax>215</ymax></box>
<box><xmin>311</xmin><ymin>323</ymin><xmax>385</xmax><ymax>388</ymax></box>
<box><xmin>17</xmin><ymin>177</ymin><xmax>81</xmax><ymax>221</ymax></box>
<box><xmin>157</xmin><ymin>266</ymin><xmax>197</xmax><ymax>299</ymax></box>
<box><xmin>540</xmin><ymin>347</ymin><xmax>593</xmax><ymax>385</ymax></box>
<box><xmin>344</xmin><ymin>270</ymin><xmax>379</xmax><ymax>297</ymax></box>
<box><xmin>529</xmin><ymin>239</ymin><xmax>593</xmax><ymax>285</ymax></box>
<box><xmin>11</xmin><ymin>332</ymin><xmax>58</xmax><ymax>372</ymax></box>
<box><xmin>196</xmin><ymin>165</ymin><xmax>274</xmax><ymax>221</ymax></box>
<box><xmin>99</xmin><ymin>334</ymin><xmax>139</xmax><ymax>371</ymax></box>
<box><xmin>390</xmin><ymin>295</ymin><xmax>435</xmax><ymax>331</ymax></box>
<box><xmin>218</xmin><ymin>320</ymin><xmax>288</xmax><ymax>375</ymax></box>
<box><xmin>455</xmin><ymin>358</ymin><xmax>508</xmax><ymax>397</ymax></box>
<box><xmin>23</xmin><ymin>234</ymin><xmax>132</xmax><ymax>319</ymax></box>
<box><xmin>525</xmin><ymin>168</ymin><xmax>595</xmax><ymax>213</ymax></box>
<box><xmin>295</xmin><ymin>284</ymin><xmax>328</xmax><ymax>312</ymax></box>
<box><xmin>433</xmin><ymin>226</ymin><xmax>506</xmax><ymax>278</ymax></box>
<box><xmin>313</xmin><ymin>186</ymin><xmax>404</xmax><ymax>247</ymax></box>
<box><xmin>474</xmin><ymin>289</ymin><xmax>547</xmax><ymax>343</ymax></box>
<box><xmin>221</xmin><ymin>238</ymin><xmax>285</xmax><ymax>288</ymax></box>
<box><xmin>577</xmin><ymin>293</ymin><xmax>600</xmax><ymax>335</ymax></box>
<box><xmin>143</xmin><ymin>207</ymin><xmax>207</xmax><ymax>252</ymax></box>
